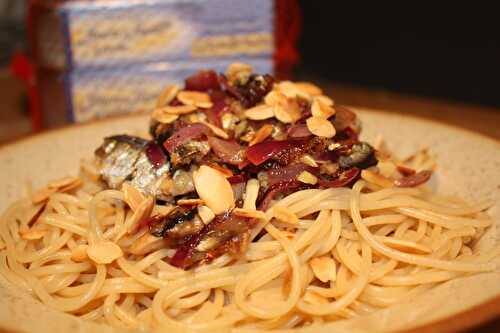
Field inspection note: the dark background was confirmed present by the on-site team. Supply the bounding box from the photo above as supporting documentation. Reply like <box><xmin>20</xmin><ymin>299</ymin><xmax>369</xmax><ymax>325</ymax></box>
<box><xmin>296</xmin><ymin>3</ymin><xmax>500</xmax><ymax>107</ymax></box>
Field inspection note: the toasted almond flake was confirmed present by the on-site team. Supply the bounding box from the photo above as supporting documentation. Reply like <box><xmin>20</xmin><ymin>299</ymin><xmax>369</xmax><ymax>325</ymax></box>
<box><xmin>160</xmin><ymin>104</ymin><xmax>198</xmax><ymax>115</ymax></box>
<box><xmin>297</xmin><ymin>171</ymin><xmax>318</xmax><ymax>185</ymax></box>
<box><xmin>153</xmin><ymin>205</ymin><xmax>175</xmax><ymax>216</ymax></box>
<box><xmin>295</xmin><ymin>82</ymin><xmax>323</xmax><ymax>96</ymax></box>
<box><xmin>244</xmin><ymin>104</ymin><xmax>275</xmax><ymax>120</ymax></box>
<box><xmin>273</xmin><ymin>206</ymin><xmax>299</xmax><ymax>225</ymax></box>
<box><xmin>361</xmin><ymin>169</ymin><xmax>393</xmax><ymax>188</ymax></box>
<box><xmin>249</xmin><ymin>124</ymin><xmax>273</xmax><ymax>146</ymax></box>
<box><xmin>198</xmin><ymin>205</ymin><xmax>215</xmax><ymax>224</ymax></box>
<box><xmin>122</xmin><ymin>183</ymin><xmax>146</xmax><ymax>211</ymax></box>
<box><xmin>303</xmin><ymin>291</ymin><xmax>329</xmax><ymax>305</ymax></box>
<box><xmin>129</xmin><ymin>232</ymin><xmax>164</xmax><ymax>255</ymax></box>
<box><xmin>71</xmin><ymin>244</ymin><xmax>89</xmax><ymax>262</ymax></box>
<box><xmin>309</xmin><ymin>256</ymin><xmax>336</xmax><ymax>282</ymax></box>
<box><xmin>48</xmin><ymin>176</ymin><xmax>80</xmax><ymax>189</ymax></box>
<box><xmin>178</xmin><ymin>198</ymin><xmax>205</xmax><ymax>206</ymax></box>
<box><xmin>377</xmin><ymin>236</ymin><xmax>432</xmax><ymax>254</ymax></box>
<box><xmin>306</xmin><ymin>116</ymin><xmax>336</xmax><ymax>138</ymax></box>
<box><xmin>273</xmin><ymin>102</ymin><xmax>299</xmax><ymax>124</ymax></box>
<box><xmin>311</xmin><ymin>99</ymin><xmax>336</xmax><ymax>118</ymax></box>
<box><xmin>58</xmin><ymin>178</ymin><xmax>83</xmax><ymax>193</ymax></box>
<box><xmin>221</xmin><ymin>113</ymin><xmax>238</xmax><ymax>130</ymax></box>
<box><xmin>227</xmin><ymin>63</ymin><xmax>253</xmax><ymax>82</ymax></box>
<box><xmin>156</xmin><ymin>84</ymin><xmax>180</xmax><ymax>108</ymax></box>
<box><xmin>277</xmin><ymin>81</ymin><xmax>310</xmax><ymax>100</ymax></box>
<box><xmin>264</xmin><ymin>90</ymin><xmax>287</xmax><ymax>106</ymax></box>
<box><xmin>87</xmin><ymin>241</ymin><xmax>123</xmax><ymax>264</ymax></box>
<box><xmin>300</xmin><ymin>154</ymin><xmax>318</xmax><ymax>167</ymax></box>
<box><xmin>20</xmin><ymin>229</ymin><xmax>46</xmax><ymax>240</ymax></box>
<box><xmin>31</xmin><ymin>187</ymin><xmax>56</xmax><ymax>204</ymax></box>
<box><xmin>206</xmin><ymin>162</ymin><xmax>233</xmax><ymax>177</ymax></box>
<box><xmin>314</xmin><ymin>95</ymin><xmax>334</xmax><ymax>106</ymax></box>
<box><xmin>127</xmin><ymin>196</ymin><xmax>154</xmax><ymax>234</ymax></box>
<box><xmin>243</xmin><ymin>179</ymin><xmax>260</xmax><ymax>210</ymax></box>
<box><xmin>193</xmin><ymin>165</ymin><xmax>235</xmax><ymax>214</ymax></box>
<box><xmin>151</xmin><ymin>109</ymin><xmax>179</xmax><ymax>124</ymax></box>
<box><xmin>199</xmin><ymin>121</ymin><xmax>229</xmax><ymax>139</ymax></box>
<box><xmin>177</xmin><ymin>91</ymin><xmax>213</xmax><ymax>108</ymax></box>
<box><xmin>233</xmin><ymin>208</ymin><xmax>266</xmax><ymax>220</ymax></box>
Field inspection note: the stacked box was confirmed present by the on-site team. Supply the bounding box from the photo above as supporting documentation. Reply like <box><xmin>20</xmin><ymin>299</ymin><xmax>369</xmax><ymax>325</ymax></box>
<box><xmin>29</xmin><ymin>0</ymin><xmax>274</xmax><ymax>125</ymax></box>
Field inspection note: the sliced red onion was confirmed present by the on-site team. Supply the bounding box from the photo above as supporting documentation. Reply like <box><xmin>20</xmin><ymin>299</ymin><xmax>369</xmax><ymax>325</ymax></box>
<box><xmin>185</xmin><ymin>70</ymin><xmax>220</xmax><ymax>92</ymax></box>
<box><xmin>163</xmin><ymin>123</ymin><xmax>210</xmax><ymax>154</ymax></box>
<box><xmin>318</xmin><ymin>167</ymin><xmax>360</xmax><ymax>188</ymax></box>
<box><xmin>287</xmin><ymin>124</ymin><xmax>312</xmax><ymax>138</ymax></box>
<box><xmin>204</xmin><ymin>91</ymin><xmax>229</xmax><ymax>128</ymax></box>
<box><xmin>267</xmin><ymin>163</ymin><xmax>317</xmax><ymax>188</ymax></box>
<box><xmin>246</xmin><ymin>138</ymin><xmax>309</xmax><ymax>166</ymax></box>
<box><xmin>207</xmin><ymin>137</ymin><xmax>246</xmax><ymax>166</ymax></box>
<box><xmin>145</xmin><ymin>141</ymin><xmax>167</xmax><ymax>168</ymax></box>
<box><xmin>227</xmin><ymin>174</ymin><xmax>247</xmax><ymax>184</ymax></box>
<box><xmin>333</xmin><ymin>106</ymin><xmax>357</xmax><ymax>131</ymax></box>
<box><xmin>394</xmin><ymin>170</ymin><xmax>432</xmax><ymax>187</ymax></box>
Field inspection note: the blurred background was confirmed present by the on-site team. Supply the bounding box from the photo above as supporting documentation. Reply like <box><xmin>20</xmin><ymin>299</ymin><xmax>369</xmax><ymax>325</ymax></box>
<box><xmin>0</xmin><ymin>1</ymin><xmax>499</xmax><ymax>146</ymax></box>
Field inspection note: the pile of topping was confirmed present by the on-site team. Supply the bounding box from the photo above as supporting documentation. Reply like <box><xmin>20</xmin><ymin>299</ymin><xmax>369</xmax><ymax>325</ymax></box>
<box><xmin>94</xmin><ymin>64</ymin><xmax>430</xmax><ymax>269</ymax></box>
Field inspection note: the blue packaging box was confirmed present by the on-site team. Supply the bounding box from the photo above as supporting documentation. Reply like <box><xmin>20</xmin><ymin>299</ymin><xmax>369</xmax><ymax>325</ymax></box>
<box><xmin>37</xmin><ymin>0</ymin><xmax>274</xmax><ymax>70</ymax></box>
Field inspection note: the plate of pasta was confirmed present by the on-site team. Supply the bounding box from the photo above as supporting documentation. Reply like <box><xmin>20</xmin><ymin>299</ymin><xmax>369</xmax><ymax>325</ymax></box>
<box><xmin>0</xmin><ymin>64</ymin><xmax>499</xmax><ymax>333</ymax></box>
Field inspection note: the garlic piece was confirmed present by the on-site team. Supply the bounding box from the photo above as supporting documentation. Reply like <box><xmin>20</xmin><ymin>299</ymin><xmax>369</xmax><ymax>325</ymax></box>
<box><xmin>87</xmin><ymin>241</ymin><xmax>123</xmax><ymax>264</ymax></box>
<box><xmin>193</xmin><ymin>166</ymin><xmax>235</xmax><ymax>214</ymax></box>
<box><xmin>297</xmin><ymin>171</ymin><xmax>318</xmax><ymax>185</ymax></box>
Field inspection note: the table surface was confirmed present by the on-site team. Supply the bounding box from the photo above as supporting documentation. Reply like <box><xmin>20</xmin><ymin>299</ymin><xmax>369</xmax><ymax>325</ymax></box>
<box><xmin>0</xmin><ymin>71</ymin><xmax>499</xmax><ymax>332</ymax></box>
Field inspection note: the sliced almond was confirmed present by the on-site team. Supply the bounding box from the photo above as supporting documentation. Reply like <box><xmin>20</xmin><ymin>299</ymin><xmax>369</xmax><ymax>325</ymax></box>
<box><xmin>127</xmin><ymin>196</ymin><xmax>154</xmax><ymax>234</ymax></box>
<box><xmin>233</xmin><ymin>208</ymin><xmax>266</xmax><ymax>220</ymax></box>
<box><xmin>200</xmin><ymin>121</ymin><xmax>229</xmax><ymax>139</ymax></box>
<box><xmin>361</xmin><ymin>170</ymin><xmax>393</xmax><ymax>188</ymax></box>
<box><xmin>314</xmin><ymin>95</ymin><xmax>334</xmax><ymax>106</ymax></box>
<box><xmin>58</xmin><ymin>178</ymin><xmax>83</xmax><ymax>193</ymax></box>
<box><xmin>153</xmin><ymin>205</ymin><xmax>175</xmax><ymax>216</ymax></box>
<box><xmin>306</xmin><ymin>116</ymin><xmax>336</xmax><ymax>138</ymax></box>
<box><xmin>244</xmin><ymin>104</ymin><xmax>274</xmax><ymax>120</ymax></box>
<box><xmin>243</xmin><ymin>179</ymin><xmax>260</xmax><ymax>210</ymax></box>
<box><xmin>227</xmin><ymin>63</ymin><xmax>253</xmax><ymax>82</ymax></box>
<box><xmin>264</xmin><ymin>90</ymin><xmax>287</xmax><ymax>106</ymax></box>
<box><xmin>177</xmin><ymin>91</ymin><xmax>213</xmax><ymax>109</ymax></box>
<box><xmin>277</xmin><ymin>81</ymin><xmax>310</xmax><ymax>100</ymax></box>
<box><xmin>377</xmin><ymin>236</ymin><xmax>432</xmax><ymax>254</ymax></box>
<box><xmin>129</xmin><ymin>232</ymin><xmax>164</xmax><ymax>255</ymax></box>
<box><xmin>151</xmin><ymin>109</ymin><xmax>179</xmax><ymax>124</ymax></box>
<box><xmin>20</xmin><ymin>229</ymin><xmax>46</xmax><ymax>240</ymax></box>
<box><xmin>87</xmin><ymin>241</ymin><xmax>123</xmax><ymax>264</ymax></box>
<box><xmin>311</xmin><ymin>99</ymin><xmax>336</xmax><ymax>118</ymax></box>
<box><xmin>309</xmin><ymin>256</ymin><xmax>337</xmax><ymax>282</ymax></box>
<box><xmin>31</xmin><ymin>187</ymin><xmax>56</xmax><ymax>204</ymax></box>
<box><xmin>193</xmin><ymin>165</ymin><xmax>235</xmax><ymax>215</ymax></box>
<box><xmin>48</xmin><ymin>176</ymin><xmax>81</xmax><ymax>189</ymax></box>
<box><xmin>156</xmin><ymin>84</ymin><xmax>180</xmax><ymax>108</ymax></box>
<box><xmin>221</xmin><ymin>113</ymin><xmax>238</xmax><ymax>130</ymax></box>
<box><xmin>160</xmin><ymin>104</ymin><xmax>198</xmax><ymax>115</ymax></box>
<box><xmin>71</xmin><ymin>244</ymin><xmax>89</xmax><ymax>262</ymax></box>
<box><xmin>249</xmin><ymin>124</ymin><xmax>273</xmax><ymax>146</ymax></box>
<box><xmin>273</xmin><ymin>206</ymin><xmax>299</xmax><ymax>225</ymax></box>
<box><xmin>273</xmin><ymin>102</ymin><xmax>301</xmax><ymax>124</ymax></box>
<box><xmin>295</xmin><ymin>82</ymin><xmax>323</xmax><ymax>96</ymax></box>
<box><xmin>177</xmin><ymin>198</ymin><xmax>205</xmax><ymax>206</ymax></box>
<box><xmin>206</xmin><ymin>162</ymin><xmax>233</xmax><ymax>177</ymax></box>
<box><xmin>297</xmin><ymin>171</ymin><xmax>318</xmax><ymax>185</ymax></box>
<box><xmin>122</xmin><ymin>183</ymin><xmax>146</xmax><ymax>211</ymax></box>
<box><xmin>300</xmin><ymin>154</ymin><xmax>318</xmax><ymax>168</ymax></box>
<box><xmin>197</xmin><ymin>205</ymin><xmax>215</xmax><ymax>225</ymax></box>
